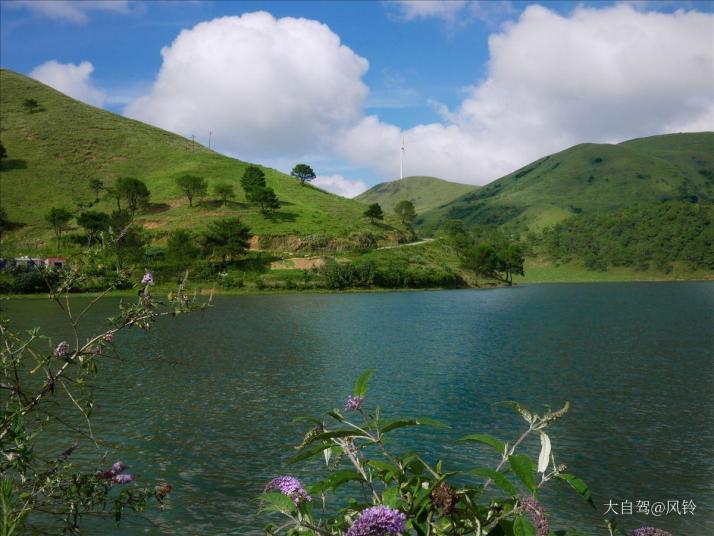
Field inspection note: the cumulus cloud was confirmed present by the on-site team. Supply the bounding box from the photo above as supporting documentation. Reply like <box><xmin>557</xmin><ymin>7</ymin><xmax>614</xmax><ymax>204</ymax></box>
<box><xmin>312</xmin><ymin>174</ymin><xmax>369</xmax><ymax>198</ymax></box>
<box><xmin>9</xmin><ymin>1</ymin><xmax>131</xmax><ymax>24</ymax></box>
<box><xmin>125</xmin><ymin>12</ymin><xmax>369</xmax><ymax>160</ymax></box>
<box><xmin>29</xmin><ymin>60</ymin><xmax>106</xmax><ymax>106</ymax></box>
<box><xmin>338</xmin><ymin>3</ymin><xmax>714</xmax><ymax>184</ymax></box>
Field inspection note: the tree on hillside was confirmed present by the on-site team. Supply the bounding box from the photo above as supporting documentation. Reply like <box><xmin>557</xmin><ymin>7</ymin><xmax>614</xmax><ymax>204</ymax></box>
<box><xmin>116</xmin><ymin>177</ymin><xmax>150</xmax><ymax>215</ymax></box>
<box><xmin>23</xmin><ymin>98</ymin><xmax>40</xmax><ymax>114</ymax></box>
<box><xmin>394</xmin><ymin>200</ymin><xmax>417</xmax><ymax>226</ymax></box>
<box><xmin>364</xmin><ymin>203</ymin><xmax>384</xmax><ymax>224</ymax></box>
<box><xmin>461</xmin><ymin>242</ymin><xmax>524</xmax><ymax>286</ymax></box>
<box><xmin>0</xmin><ymin>141</ymin><xmax>6</xmax><ymax>160</ymax></box>
<box><xmin>202</xmin><ymin>218</ymin><xmax>251</xmax><ymax>265</ymax></box>
<box><xmin>253</xmin><ymin>186</ymin><xmax>281</xmax><ymax>215</ymax></box>
<box><xmin>290</xmin><ymin>163</ymin><xmax>316</xmax><ymax>186</ymax></box>
<box><xmin>175</xmin><ymin>175</ymin><xmax>208</xmax><ymax>207</ymax></box>
<box><xmin>104</xmin><ymin>186</ymin><xmax>122</xmax><ymax>210</ymax></box>
<box><xmin>240</xmin><ymin>166</ymin><xmax>266</xmax><ymax>197</ymax></box>
<box><xmin>167</xmin><ymin>229</ymin><xmax>199</xmax><ymax>267</ymax></box>
<box><xmin>77</xmin><ymin>211</ymin><xmax>110</xmax><ymax>246</ymax></box>
<box><xmin>45</xmin><ymin>207</ymin><xmax>73</xmax><ymax>251</ymax></box>
<box><xmin>109</xmin><ymin>209</ymin><xmax>145</xmax><ymax>270</ymax></box>
<box><xmin>0</xmin><ymin>208</ymin><xmax>9</xmax><ymax>240</ymax></box>
<box><xmin>89</xmin><ymin>178</ymin><xmax>104</xmax><ymax>202</ymax></box>
<box><xmin>213</xmin><ymin>182</ymin><xmax>235</xmax><ymax>206</ymax></box>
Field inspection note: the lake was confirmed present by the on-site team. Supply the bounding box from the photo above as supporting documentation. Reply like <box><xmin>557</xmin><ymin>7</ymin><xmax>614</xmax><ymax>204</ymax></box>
<box><xmin>4</xmin><ymin>281</ymin><xmax>713</xmax><ymax>535</ymax></box>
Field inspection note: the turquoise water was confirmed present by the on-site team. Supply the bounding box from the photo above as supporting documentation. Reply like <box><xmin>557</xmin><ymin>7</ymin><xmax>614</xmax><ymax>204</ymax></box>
<box><xmin>4</xmin><ymin>282</ymin><xmax>713</xmax><ymax>535</ymax></box>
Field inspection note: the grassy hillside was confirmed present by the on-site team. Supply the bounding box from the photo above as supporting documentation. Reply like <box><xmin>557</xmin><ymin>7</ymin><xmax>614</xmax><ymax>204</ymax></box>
<box><xmin>418</xmin><ymin>132</ymin><xmax>714</xmax><ymax>233</ymax></box>
<box><xmin>355</xmin><ymin>176</ymin><xmax>476</xmax><ymax>214</ymax></box>
<box><xmin>0</xmin><ymin>69</ymin><xmax>404</xmax><ymax>252</ymax></box>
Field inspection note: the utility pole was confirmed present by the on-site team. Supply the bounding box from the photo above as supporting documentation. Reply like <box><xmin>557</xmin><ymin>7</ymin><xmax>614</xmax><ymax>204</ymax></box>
<box><xmin>190</xmin><ymin>134</ymin><xmax>195</xmax><ymax>152</ymax></box>
<box><xmin>400</xmin><ymin>136</ymin><xmax>405</xmax><ymax>180</ymax></box>
<box><xmin>208</xmin><ymin>131</ymin><xmax>212</xmax><ymax>150</ymax></box>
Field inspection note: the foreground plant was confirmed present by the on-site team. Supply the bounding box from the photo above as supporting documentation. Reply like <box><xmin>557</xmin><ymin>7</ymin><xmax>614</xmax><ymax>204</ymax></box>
<box><xmin>259</xmin><ymin>371</ymin><xmax>598</xmax><ymax>535</ymax></box>
<box><xmin>1</xmin><ymin>251</ymin><xmax>208</xmax><ymax>534</ymax></box>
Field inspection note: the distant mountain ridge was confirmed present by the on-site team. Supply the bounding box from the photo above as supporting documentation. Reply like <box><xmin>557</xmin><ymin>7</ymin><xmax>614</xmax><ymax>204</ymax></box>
<box><xmin>417</xmin><ymin>132</ymin><xmax>714</xmax><ymax>233</ymax></box>
<box><xmin>355</xmin><ymin>176</ymin><xmax>477</xmax><ymax>214</ymax></box>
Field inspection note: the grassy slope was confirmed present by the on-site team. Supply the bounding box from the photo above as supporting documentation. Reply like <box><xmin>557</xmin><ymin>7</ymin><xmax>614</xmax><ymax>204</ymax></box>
<box><xmin>355</xmin><ymin>176</ymin><xmax>477</xmax><ymax>214</ymax></box>
<box><xmin>514</xmin><ymin>258</ymin><xmax>714</xmax><ymax>283</ymax></box>
<box><xmin>418</xmin><ymin>132</ymin><xmax>714</xmax><ymax>233</ymax></box>
<box><xmin>0</xmin><ymin>69</ymin><xmax>403</xmax><ymax>251</ymax></box>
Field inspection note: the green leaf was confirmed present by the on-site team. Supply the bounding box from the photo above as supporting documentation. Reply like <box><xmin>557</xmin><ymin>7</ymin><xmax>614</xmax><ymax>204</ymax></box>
<box><xmin>466</xmin><ymin>468</ymin><xmax>518</xmax><ymax>496</ymax></box>
<box><xmin>382</xmin><ymin>486</ymin><xmax>399</xmax><ymax>508</ymax></box>
<box><xmin>508</xmin><ymin>454</ymin><xmax>537</xmax><ymax>493</ymax></box>
<box><xmin>354</xmin><ymin>370</ymin><xmax>374</xmax><ymax>397</ymax></box>
<box><xmin>368</xmin><ymin>459</ymin><xmax>400</xmax><ymax>480</ymax></box>
<box><xmin>513</xmin><ymin>515</ymin><xmax>537</xmax><ymax>536</ymax></box>
<box><xmin>556</xmin><ymin>473</ymin><xmax>594</xmax><ymax>507</ymax></box>
<box><xmin>327</xmin><ymin>410</ymin><xmax>346</xmax><ymax>423</ymax></box>
<box><xmin>380</xmin><ymin>417</ymin><xmax>449</xmax><ymax>434</ymax></box>
<box><xmin>456</xmin><ymin>434</ymin><xmax>505</xmax><ymax>453</ymax></box>
<box><xmin>288</xmin><ymin>443</ymin><xmax>331</xmax><ymax>464</ymax></box>
<box><xmin>259</xmin><ymin>492</ymin><xmax>297</xmax><ymax>515</ymax></box>
<box><xmin>308</xmin><ymin>470</ymin><xmax>362</xmax><ymax>494</ymax></box>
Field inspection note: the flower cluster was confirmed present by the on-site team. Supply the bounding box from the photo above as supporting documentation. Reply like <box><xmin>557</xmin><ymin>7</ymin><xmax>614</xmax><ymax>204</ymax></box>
<box><xmin>629</xmin><ymin>528</ymin><xmax>673</xmax><ymax>536</ymax></box>
<box><xmin>53</xmin><ymin>341</ymin><xmax>70</xmax><ymax>358</ymax></box>
<box><xmin>345</xmin><ymin>395</ymin><xmax>364</xmax><ymax>411</ymax></box>
<box><xmin>431</xmin><ymin>483</ymin><xmax>458</xmax><ymax>516</ymax></box>
<box><xmin>346</xmin><ymin>506</ymin><xmax>407</xmax><ymax>536</ymax></box>
<box><xmin>141</xmin><ymin>271</ymin><xmax>154</xmax><ymax>286</ymax></box>
<box><xmin>102</xmin><ymin>331</ymin><xmax>114</xmax><ymax>343</ymax></box>
<box><xmin>264</xmin><ymin>476</ymin><xmax>311</xmax><ymax>505</ymax></box>
<box><xmin>97</xmin><ymin>460</ymin><xmax>134</xmax><ymax>484</ymax></box>
<box><xmin>520</xmin><ymin>496</ymin><xmax>549</xmax><ymax>536</ymax></box>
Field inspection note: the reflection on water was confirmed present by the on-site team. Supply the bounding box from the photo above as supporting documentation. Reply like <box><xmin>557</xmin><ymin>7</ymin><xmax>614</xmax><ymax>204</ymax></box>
<box><xmin>4</xmin><ymin>281</ymin><xmax>713</xmax><ymax>534</ymax></box>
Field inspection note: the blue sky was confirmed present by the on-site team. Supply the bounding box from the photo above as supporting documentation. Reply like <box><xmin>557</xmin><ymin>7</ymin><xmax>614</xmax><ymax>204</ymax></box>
<box><xmin>1</xmin><ymin>1</ymin><xmax>713</xmax><ymax>197</ymax></box>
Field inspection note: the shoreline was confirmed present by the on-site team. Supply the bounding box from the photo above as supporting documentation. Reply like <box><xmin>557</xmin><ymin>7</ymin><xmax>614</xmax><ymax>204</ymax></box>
<box><xmin>2</xmin><ymin>275</ymin><xmax>712</xmax><ymax>300</ymax></box>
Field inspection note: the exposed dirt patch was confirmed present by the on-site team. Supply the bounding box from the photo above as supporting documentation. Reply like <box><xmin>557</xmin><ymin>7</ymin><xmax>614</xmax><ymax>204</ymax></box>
<box><xmin>270</xmin><ymin>257</ymin><xmax>326</xmax><ymax>270</ymax></box>
<box><xmin>249</xmin><ymin>235</ymin><xmax>261</xmax><ymax>251</ymax></box>
<box><xmin>109</xmin><ymin>155</ymin><xmax>127</xmax><ymax>161</ymax></box>
<box><xmin>142</xmin><ymin>220</ymin><xmax>163</xmax><ymax>229</ymax></box>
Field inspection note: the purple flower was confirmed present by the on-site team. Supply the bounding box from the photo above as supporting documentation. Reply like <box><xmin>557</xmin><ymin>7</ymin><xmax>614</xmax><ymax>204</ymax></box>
<box><xmin>264</xmin><ymin>476</ymin><xmax>311</xmax><ymax>505</ymax></box>
<box><xmin>346</xmin><ymin>505</ymin><xmax>407</xmax><ymax>536</ymax></box>
<box><xmin>53</xmin><ymin>341</ymin><xmax>70</xmax><ymax>358</ymax></box>
<box><xmin>629</xmin><ymin>528</ymin><xmax>673</xmax><ymax>536</ymax></box>
<box><xmin>111</xmin><ymin>461</ymin><xmax>126</xmax><ymax>474</ymax></box>
<box><xmin>102</xmin><ymin>331</ymin><xmax>114</xmax><ymax>343</ymax></box>
<box><xmin>520</xmin><ymin>496</ymin><xmax>549</xmax><ymax>536</ymax></box>
<box><xmin>345</xmin><ymin>395</ymin><xmax>364</xmax><ymax>411</ymax></box>
<box><xmin>141</xmin><ymin>270</ymin><xmax>154</xmax><ymax>285</ymax></box>
<box><xmin>112</xmin><ymin>474</ymin><xmax>134</xmax><ymax>484</ymax></box>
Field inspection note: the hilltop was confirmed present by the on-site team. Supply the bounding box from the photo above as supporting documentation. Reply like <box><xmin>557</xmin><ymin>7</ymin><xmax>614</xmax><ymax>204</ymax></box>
<box><xmin>355</xmin><ymin>176</ymin><xmax>476</xmax><ymax>215</ymax></box>
<box><xmin>417</xmin><ymin>132</ymin><xmax>714</xmax><ymax>233</ymax></box>
<box><xmin>0</xmin><ymin>69</ymin><xmax>404</xmax><ymax>252</ymax></box>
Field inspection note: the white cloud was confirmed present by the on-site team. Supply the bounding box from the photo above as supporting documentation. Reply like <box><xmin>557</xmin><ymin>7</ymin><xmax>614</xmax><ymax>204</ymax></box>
<box><xmin>312</xmin><ymin>174</ymin><xmax>369</xmax><ymax>198</ymax></box>
<box><xmin>29</xmin><ymin>60</ymin><xmax>106</xmax><ymax>106</ymax></box>
<box><xmin>390</xmin><ymin>1</ymin><xmax>515</xmax><ymax>27</ymax></box>
<box><xmin>9</xmin><ymin>1</ymin><xmax>131</xmax><ymax>24</ymax></box>
<box><xmin>391</xmin><ymin>1</ymin><xmax>468</xmax><ymax>23</ymax></box>
<box><xmin>338</xmin><ymin>3</ymin><xmax>714</xmax><ymax>184</ymax></box>
<box><xmin>125</xmin><ymin>12</ymin><xmax>369</xmax><ymax>160</ymax></box>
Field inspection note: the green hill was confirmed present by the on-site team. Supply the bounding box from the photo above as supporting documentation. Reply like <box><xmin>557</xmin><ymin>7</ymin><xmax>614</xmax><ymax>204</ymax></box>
<box><xmin>0</xmin><ymin>69</ymin><xmax>404</xmax><ymax>253</ymax></box>
<box><xmin>418</xmin><ymin>132</ymin><xmax>714</xmax><ymax>233</ymax></box>
<box><xmin>355</xmin><ymin>176</ymin><xmax>476</xmax><ymax>215</ymax></box>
